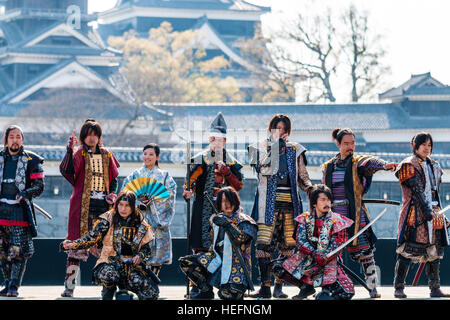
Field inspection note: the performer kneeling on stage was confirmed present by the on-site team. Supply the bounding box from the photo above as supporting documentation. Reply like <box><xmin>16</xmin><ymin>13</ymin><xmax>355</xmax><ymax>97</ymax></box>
<box><xmin>273</xmin><ymin>184</ymin><xmax>355</xmax><ymax>300</ymax></box>
<box><xmin>179</xmin><ymin>186</ymin><xmax>257</xmax><ymax>300</ymax></box>
<box><xmin>61</xmin><ymin>190</ymin><xmax>159</xmax><ymax>300</ymax></box>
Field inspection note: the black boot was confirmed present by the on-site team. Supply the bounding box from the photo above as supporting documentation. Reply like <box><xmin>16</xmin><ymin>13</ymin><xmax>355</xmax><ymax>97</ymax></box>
<box><xmin>249</xmin><ymin>285</ymin><xmax>271</xmax><ymax>299</ymax></box>
<box><xmin>425</xmin><ymin>261</ymin><xmax>450</xmax><ymax>298</ymax></box>
<box><xmin>292</xmin><ymin>283</ymin><xmax>315</xmax><ymax>300</ymax></box>
<box><xmin>101</xmin><ymin>285</ymin><xmax>116</xmax><ymax>300</ymax></box>
<box><xmin>7</xmin><ymin>259</ymin><xmax>27</xmax><ymax>297</ymax></box>
<box><xmin>273</xmin><ymin>281</ymin><xmax>288</xmax><ymax>298</ymax></box>
<box><xmin>393</xmin><ymin>257</ymin><xmax>410</xmax><ymax>298</ymax></box>
<box><xmin>0</xmin><ymin>260</ymin><xmax>11</xmax><ymax>297</ymax></box>
<box><xmin>249</xmin><ymin>257</ymin><xmax>272</xmax><ymax>298</ymax></box>
<box><xmin>191</xmin><ymin>285</ymin><xmax>214</xmax><ymax>300</ymax></box>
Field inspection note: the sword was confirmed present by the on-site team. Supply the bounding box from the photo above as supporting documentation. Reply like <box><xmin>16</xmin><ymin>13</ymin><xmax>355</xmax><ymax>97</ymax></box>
<box><xmin>33</xmin><ymin>203</ymin><xmax>53</xmax><ymax>220</ymax></box>
<box><xmin>326</xmin><ymin>208</ymin><xmax>387</xmax><ymax>259</ymax></box>
<box><xmin>204</xmin><ymin>191</ymin><xmax>254</xmax><ymax>292</ymax></box>
<box><xmin>412</xmin><ymin>205</ymin><xmax>450</xmax><ymax>286</ymax></box>
<box><xmin>331</xmin><ymin>199</ymin><xmax>400</xmax><ymax>208</ymax></box>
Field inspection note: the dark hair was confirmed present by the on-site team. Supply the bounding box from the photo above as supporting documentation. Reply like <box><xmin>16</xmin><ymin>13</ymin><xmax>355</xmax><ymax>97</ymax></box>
<box><xmin>79</xmin><ymin>119</ymin><xmax>102</xmax><ymax>147</ymax></box>
<box><xmin>112</xmin><ymin>190</ymin><xmax>142</xmax><ymax>227</ymax></box>
<box><xmin>143</xmin><ymin>143</ymin><xmax>160</xmax><ymax>167</ymax></box>
<box><xmin>309</xmin><ymin>184</ymin><xmax>332</xmax><ymax>209</ymax></box>
<box><xmin>2</xmin><ymin>125</ymin><xmax>24</xmax><ymax>151</ymax></box>
<box><xmin>268</xmin><ymin>114</ymin><xmax>291</xmax><ymax>136</ymax></box>
<box><xmin>215</xmin><ymin>186</ymin><xmax>241</xmax><ymax>213</ymax></box>
<box><xmin>411</xmin><ymin>132</ymin><xmax>433</xmax><ymax>154</ymax></box>
<box><xmin>332</xmin><ymin>128</ymin><xmax>355</xmax><ymax>144</ymax></box>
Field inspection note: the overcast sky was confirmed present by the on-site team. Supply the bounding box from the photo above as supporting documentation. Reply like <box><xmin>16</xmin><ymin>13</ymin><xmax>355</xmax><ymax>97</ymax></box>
<box><xmin>89</xmin><ymin>0</ymin><xmax>450</xmax><ymax>102</ymax></box>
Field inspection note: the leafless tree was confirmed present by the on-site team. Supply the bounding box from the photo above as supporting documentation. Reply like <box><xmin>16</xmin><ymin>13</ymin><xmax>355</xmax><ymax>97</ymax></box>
<box><xmin>340</xmin><ymin>5</ymin><xmax>391</xmax><ymax>102</ymax></box>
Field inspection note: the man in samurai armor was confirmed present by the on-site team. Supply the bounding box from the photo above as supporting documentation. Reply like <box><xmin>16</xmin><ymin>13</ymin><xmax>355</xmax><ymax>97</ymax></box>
<box><xmin>273</xmin><ymin>184</ymin><xmax>355</xmax><ymax>300</ymax></box>
<box><xmin>0</xmin><ymin>125</ymin><xmax>44</xmax><ymax>297</ymax></box>
<box><xmin>321</xmin><ymin>127</ymin><xmax>396</xmax><ymax>298</ymax></box>
<box><xmin>60</xmin><ymin>119</ymin><xmax>120</xmax><ymax>297</ymax></box>
<box><xmin>179</xmin><ymin>187</ymin><xmax>257</xmax><ymax>300</ymax></box>
<box><xmin>393</xmin><ymin>132</ymin><xmax>450</xmax><ymax>298</ymax></box>
<box><xmin>247</xmin><ymin>114</ymin><xmax>313</xmax><ymax>299</ymax></box>
<box><xmin>183</xmin><ymin>113</ymin><xmax>243</xmax><ymax>295</ymax></box>
<box><xmin>62</xmin><ymin>190</ymin><xmax>159</xmax><ymax>300</ymax></box>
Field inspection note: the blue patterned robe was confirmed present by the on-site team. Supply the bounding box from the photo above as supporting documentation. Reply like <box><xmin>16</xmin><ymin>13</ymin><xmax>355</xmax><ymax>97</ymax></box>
<box><xmin>121</xmin><ymin>166</ymin><xmax>177</xmax><ymax>265</ymax></box>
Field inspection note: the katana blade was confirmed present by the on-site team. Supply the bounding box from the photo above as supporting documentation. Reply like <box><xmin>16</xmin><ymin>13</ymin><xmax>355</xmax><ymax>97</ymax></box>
<box><xmin>326</xmin><ymin>208</ymin><xmax>387</xmax><ymax>259</ymax></box>
<box><xmin>33</xmin><ymin>203</ymin><xmax>53</xmax><ymax>220</ymax></box>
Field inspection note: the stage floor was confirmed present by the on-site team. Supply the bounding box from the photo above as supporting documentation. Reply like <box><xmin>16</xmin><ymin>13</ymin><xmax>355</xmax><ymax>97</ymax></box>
<box><xmin>1</xmin><ymin>285</ymin><xmax>449</xmax><ymax>300</ymax></box>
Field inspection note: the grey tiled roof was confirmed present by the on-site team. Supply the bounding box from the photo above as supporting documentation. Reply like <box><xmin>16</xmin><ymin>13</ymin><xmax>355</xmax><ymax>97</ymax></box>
<box><xmin>25</xmin><ymin>145</ymin><xmax>450</xmax><ymax>169</ymax></box>
<box><xmin>379</xmin><ymin>72</ymin><xmax>449</xmax><ymax>100</ymax></box>
<box><xmin>156</xmin><ymin>102</ymin><xmax>450</xmax><ymax>130</ymax></box>
<box><xmin>0</xmin><ymin>58</ymin><xmax>76</xmax><ymax>104</ymax></box>
<box><xmin>117</xmin><ymin>0</ymin><xmax>270</xmax><ymax>12</ymax></box>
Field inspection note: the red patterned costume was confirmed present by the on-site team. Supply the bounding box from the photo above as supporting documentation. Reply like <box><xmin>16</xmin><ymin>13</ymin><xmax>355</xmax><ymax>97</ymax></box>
<box><xmin>273</xmin><ymin>209</ymin><xmax>354</xmax><ymax>300</ymax></box>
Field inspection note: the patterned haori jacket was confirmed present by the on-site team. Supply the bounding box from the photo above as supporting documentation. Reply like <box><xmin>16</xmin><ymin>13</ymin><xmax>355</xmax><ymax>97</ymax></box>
<box><xmin>395</xmin><ymin>155</ymin><xmax>449</xmax><ymax>263</ymax></box>
<box><xmin>282</xmin><ymin>210</ymin><xmax>353</xmax><ymax>287</ymax></box>
<box><xmin>322</xmin><ymin>154</ymin><xmax>387</xmax><ymax>249</ymax></box>
<box><xmin>70</xmin><ymin>210</ymin><xmax>154</xmax><ymax>270</ymax></box>
<box><xmin>122</xmin><ymin>166</ymin><xmax>177</xmax><ymax>265</ymax></box>
<box><xmin>186</xmin><ymin>149</ymin><xmax>243</xmax><ymax>250</ymax></box>
<box><xmin>0</xmin><ymin>148</ymin><xmax>44</xmax><ymax>237</ymax></box>
<box><xmin>248</xmin><ymin>138</ymin><xmax>312</xmax><ymax>245</ymax></box>
<box><xmin>196</xmin><ymin>209</ymin><xmax>257</xmax><ymax>289</ymax></box>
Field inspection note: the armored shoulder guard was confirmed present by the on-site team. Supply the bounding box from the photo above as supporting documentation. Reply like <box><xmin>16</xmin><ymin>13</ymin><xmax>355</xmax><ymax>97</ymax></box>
<box><xmin>23</xmin><ymin>150</ymin><xmax>44</xmax><ymax>165</ymax></box>
<box><xmin>397</xmin><ymin>163</ymin><xmax>415</xmax><ymax>184</ymax></box>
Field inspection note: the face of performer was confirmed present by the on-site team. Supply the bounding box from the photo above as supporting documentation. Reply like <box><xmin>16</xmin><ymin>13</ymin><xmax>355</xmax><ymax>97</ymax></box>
<box><xmin>314</xmin><ymin>193</ymin><xmax>331</xmax><ymax>218</ymax></box>
<box><xmin>7</xmin><ymin>129</ymin><xmax>23</xmax><ymax>155</ymax></box>
<box><xmin>117</xmin><ymin>200</ymin><xmax>132</xmax><ymax>219</ymax></box>
<box><xmin>83</xmin><ymin>129</ymin><xmax>100</xmax><ymax>151</ymax></box>
<box><xmin>221</xmin><ymin>193</ymin><xmax>235</xmax><ymax>217</ymax></box>
<box><xmin>271</xmin><ymin>121</ymin><xmax>289</xmax><ymax>141</ymax></box>
<box><xmin>209</xmin><ymin>136</ymin><xmax>226</xmax><ymax>153</ymax></box>
<box><xmin>337</xmin><ymin>134</ymin><xmax>355</xmax><ymax>159</ymax></box>
<box><xmin>414</xmin><ymin>139</ymin><xmax>432</xmax><ymax>160</ymax></box>
<box><xmin>143</xmin><ymin>148</ymin><xmax>159</xmax><ymax>169</ymax></box>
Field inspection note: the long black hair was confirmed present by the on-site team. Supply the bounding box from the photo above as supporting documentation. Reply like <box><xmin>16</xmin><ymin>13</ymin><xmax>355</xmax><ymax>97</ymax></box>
<box><xmin>112</xmin><ymin>190</ymin><xmax>142</xmax><ymax>227</ymax></box>
<box><xmin>79</xmin><ymin>119</ymin><xmax>102</xmax><ymax>147</ymax></box>
<box><xmin>268</xmin><ymin>114</ymin><xmax>291</xmax><ymax>136</ymax></box>
<box><xmin>215</xmin><ymin>186</ymin><xmax>241</xmax><ymax>213</ymax></box>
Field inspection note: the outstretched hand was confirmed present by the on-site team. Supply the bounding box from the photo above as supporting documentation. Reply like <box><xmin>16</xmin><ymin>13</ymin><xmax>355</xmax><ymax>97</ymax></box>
<box><xmin>384</xmin><ymin>162</ymin><xmax>397</xmax><ymax>172</ymax></box>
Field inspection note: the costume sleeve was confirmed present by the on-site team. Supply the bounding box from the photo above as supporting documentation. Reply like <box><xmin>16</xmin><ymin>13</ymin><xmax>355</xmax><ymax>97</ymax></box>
<box><xmin>59</xmin><ymin>149</ymin><xmax>76</xmax><ymax>185</ymax></box>
<box><xmin>158</xmin><ymin>172</ymin><xmax>177</xmax><ymax>227</ymax></box>
<box><xmin>248</xmin><ymin>140</ymin><xmax>278</xmax><ymax>176</ymax></box>
<box><xmin>297</xmin><ymin>153</ymin><xmax>313</xmax><ymax>194</ymax></box>
<box><xmin>184</xmin><ymin>164</ymin><xmax>204</xmax><ymax>191</ymax></box>
<box><xmin>400</xmin><ymin>165</ymin><xmax>434</xmax><ymax>220</ymax></box>
<box><xmin>109</xmin><ymin>177</ymin><xmax>118</xmax><ymax>194</ymax></box>
<box><xmin>295</xmin><ymin>221</ymin><xmax>315</xmax><ymax>255</ymax></box>
<box><xmin>357</xmin><ymin>157</ymin><xmax>388</xmax><ymax>177</ymax></box>
<box><xmin>23</xmin><ymin>162</ymin><xmax>45</xmax><ymax>199</ymax></box>
<box><xmin>137</xmin><ymin>242</ymin><xmax>152</xmax><ymax>266</ymax></box>
<box><xmin>221</xmin><ymin>164</ymin><xmax>244</xmax><ymax>191</ymax></box>
<box><xmin>237</xmin><ymin>221</ymin><xmax>257</xmax><ymax>244</ymax></box>
<box><xmin>71</xmin><ymin>218</ymin><xmax>110</xmax><ymax>250</ymax></box>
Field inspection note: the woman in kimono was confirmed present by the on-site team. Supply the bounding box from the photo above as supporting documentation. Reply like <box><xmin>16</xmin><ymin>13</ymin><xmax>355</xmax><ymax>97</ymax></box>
<box><xmin>122</xmin><ymin>143</ymin><xmax>177</xmax><ymax>276</ymax></box>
